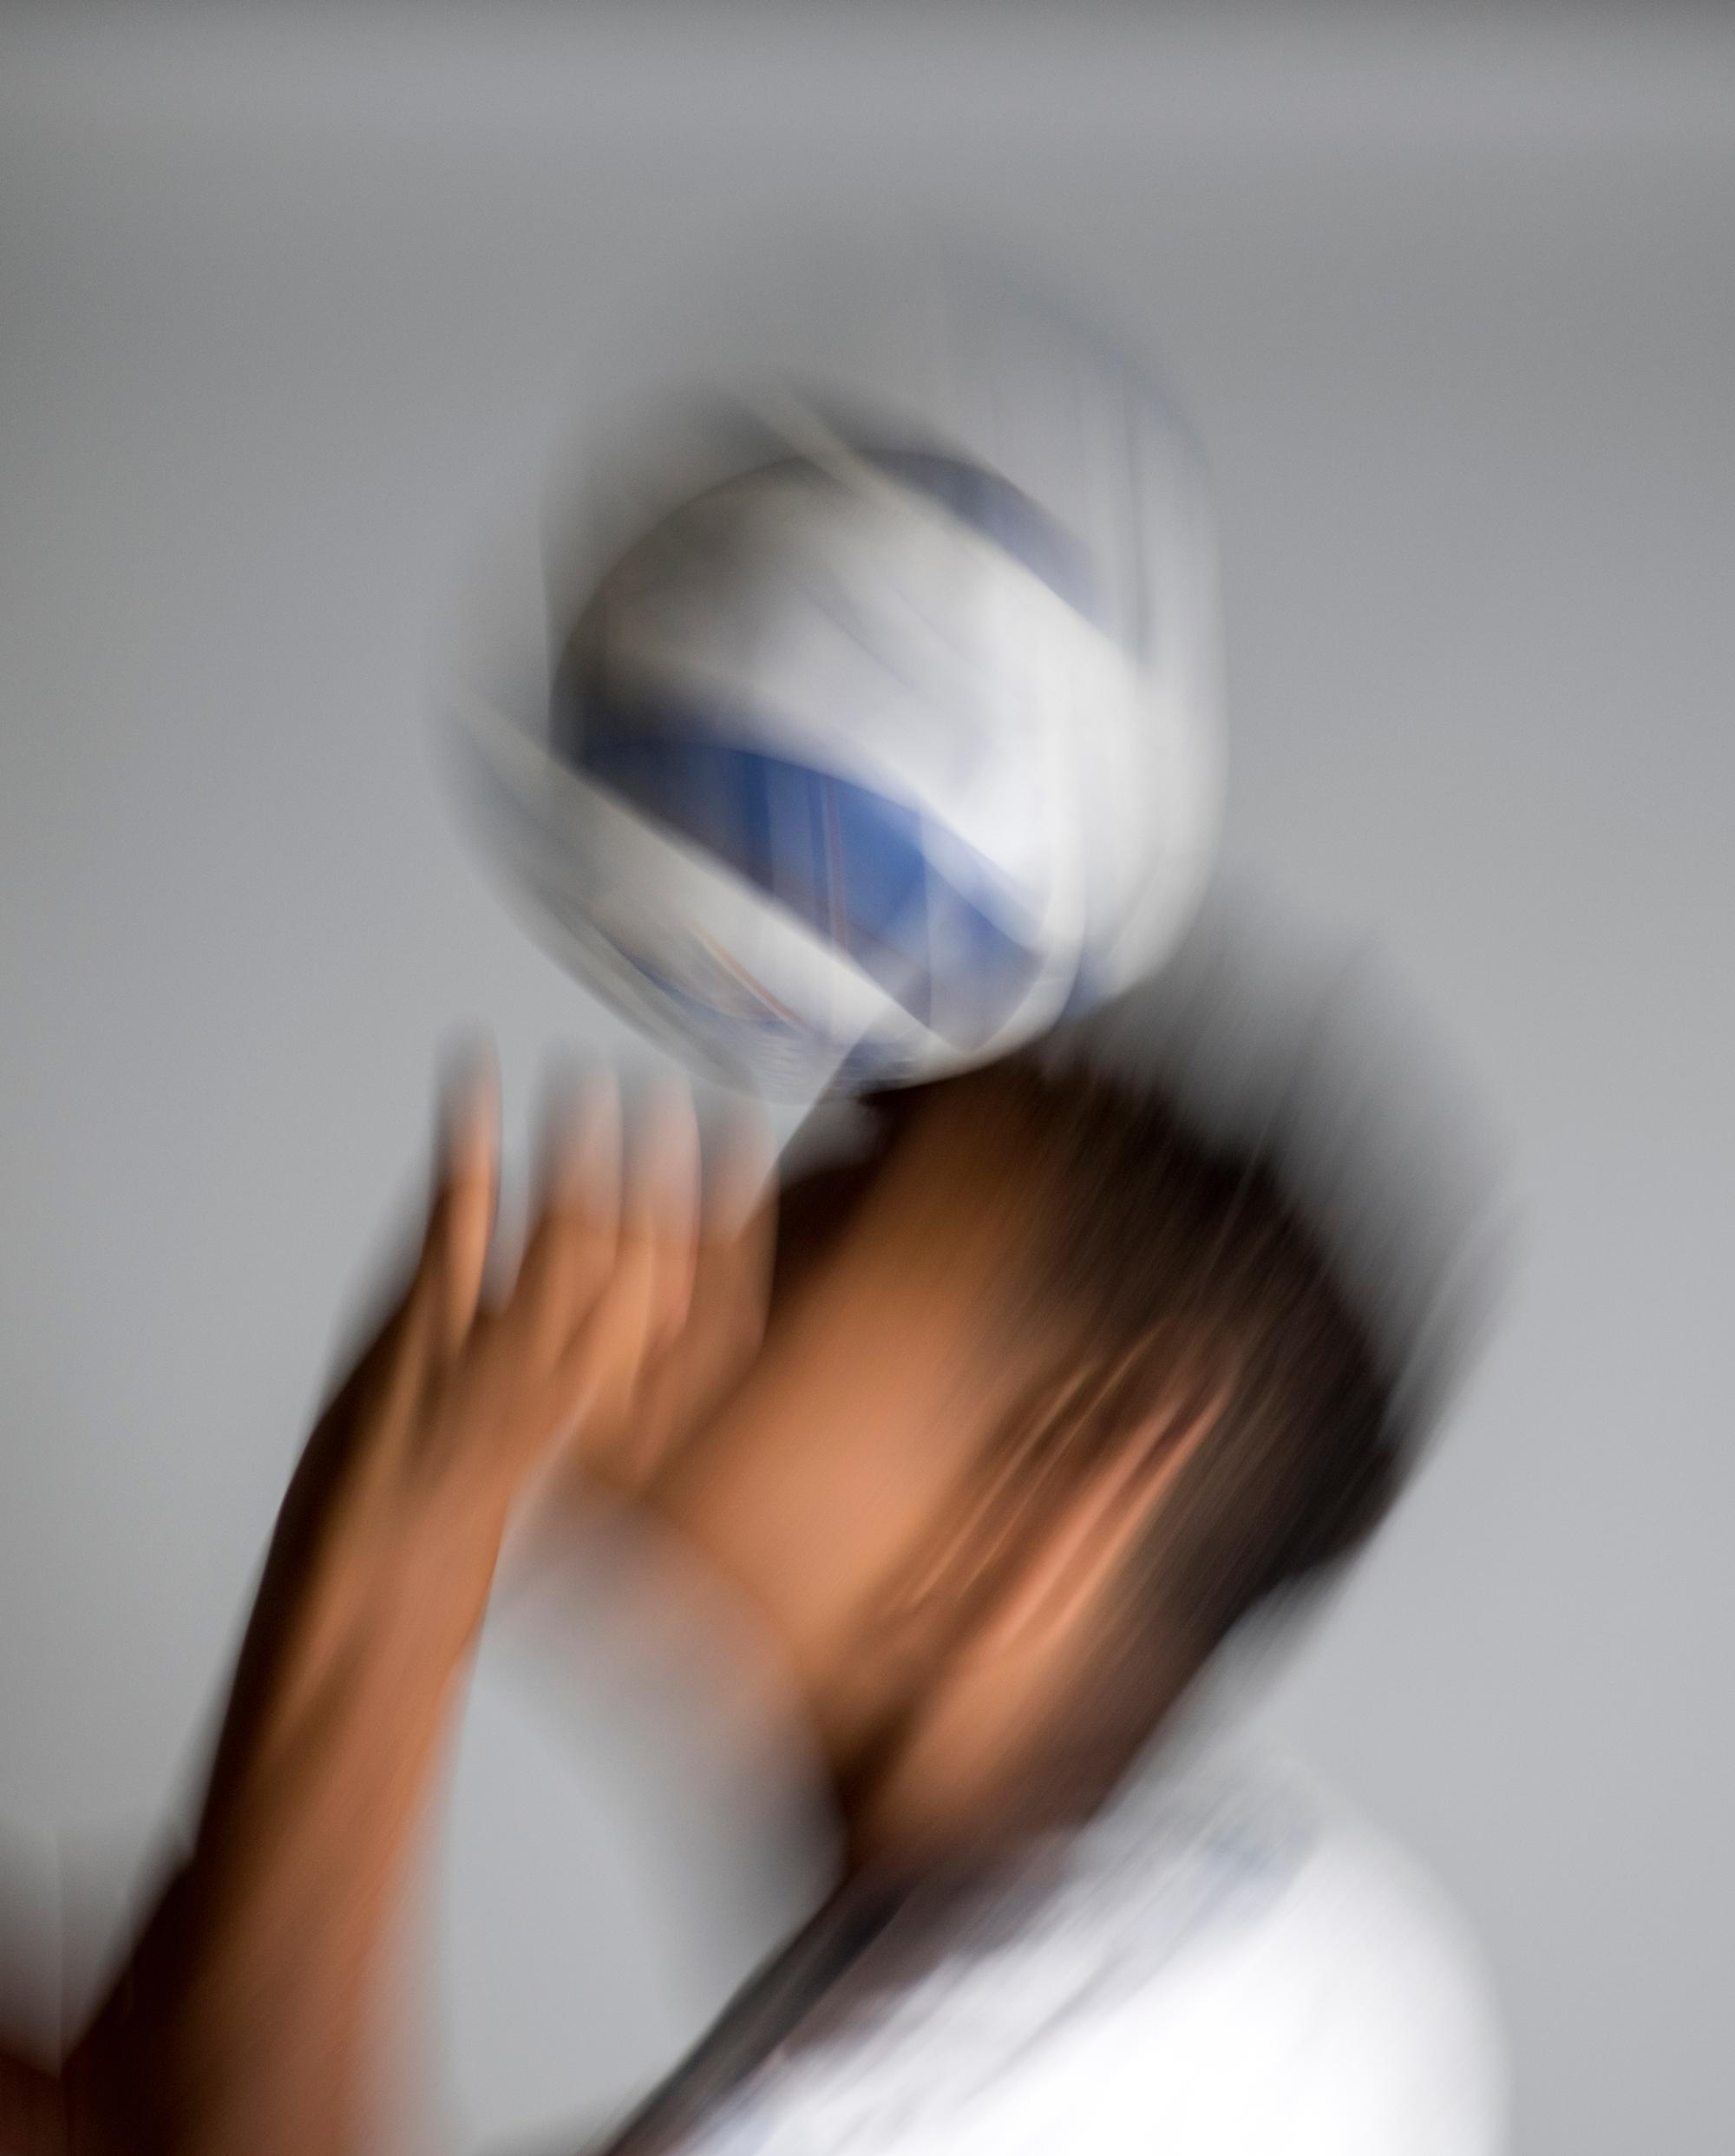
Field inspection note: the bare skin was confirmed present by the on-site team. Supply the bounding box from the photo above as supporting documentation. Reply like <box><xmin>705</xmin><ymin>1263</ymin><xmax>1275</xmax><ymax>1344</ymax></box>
<box><xmin>53</xmin><ymin>1065</ymin><xmax>760</xmax><ymax>2156</ymax></box>
<box><xmin>9</xmin><ymin>1056</ymin><xmax>1227</xmax><ymax>2155</ymax></box>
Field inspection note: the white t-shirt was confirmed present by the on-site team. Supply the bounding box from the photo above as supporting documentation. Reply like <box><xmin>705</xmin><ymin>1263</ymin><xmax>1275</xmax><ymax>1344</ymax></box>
<box><xmin>593</xmin><ymin>1744</ymin><xmax>1506</xmax><ymax>2156</ymax></box>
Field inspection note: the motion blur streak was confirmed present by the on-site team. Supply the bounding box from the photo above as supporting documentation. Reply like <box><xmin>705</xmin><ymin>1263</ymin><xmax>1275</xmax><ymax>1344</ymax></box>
<box><xmin>2</xmin><ymin>9</ymin><xmax>1730</xmax><ymax>2156</ymax></box>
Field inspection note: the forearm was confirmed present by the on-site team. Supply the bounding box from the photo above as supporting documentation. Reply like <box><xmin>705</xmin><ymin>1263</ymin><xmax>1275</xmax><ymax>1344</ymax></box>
<box><xmin>75</xmin><ymin>1602</ymin><xmax>462</xmax><ymax>2156</ymax></box>
<box><xmin>59</xmin><ymin>1060</ymin><xmax>706</xmax><ymax>2156</ymax></box>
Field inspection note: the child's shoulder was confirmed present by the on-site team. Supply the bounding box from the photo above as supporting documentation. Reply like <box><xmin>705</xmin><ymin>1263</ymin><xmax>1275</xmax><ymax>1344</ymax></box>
<box><xmin>1086</xmin><ymin>1743</ymin><xmax>1509</xmax><ymax>2154</ymax></box>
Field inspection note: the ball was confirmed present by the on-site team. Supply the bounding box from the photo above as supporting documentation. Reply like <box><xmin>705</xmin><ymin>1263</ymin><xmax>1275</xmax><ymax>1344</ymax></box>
<box><xmin>448</xmin><ymin>275</ymin><xmax>1223</xmax><ymax>1099</ymax></box>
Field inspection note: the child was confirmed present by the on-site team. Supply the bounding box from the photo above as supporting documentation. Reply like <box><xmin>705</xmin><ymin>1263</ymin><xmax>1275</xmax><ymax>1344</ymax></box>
<box><xmin>43</xmin><ymin>1034</ymin><xmax>1502</xmax><ymax>2154</ymax></box>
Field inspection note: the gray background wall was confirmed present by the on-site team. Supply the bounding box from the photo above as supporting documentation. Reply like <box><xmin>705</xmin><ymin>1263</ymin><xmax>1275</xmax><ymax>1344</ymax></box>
<box><xmin>2</xmin><ymin>8</ymin><xmax>1731</xmax><ymax>2151</ymax></box>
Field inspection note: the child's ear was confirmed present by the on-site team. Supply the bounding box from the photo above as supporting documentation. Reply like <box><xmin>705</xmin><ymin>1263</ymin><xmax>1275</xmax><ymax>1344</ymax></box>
<box><xmin>975</xmin><ymin>1338</ymin><xmax>1235</xmax><ymax>1657</ymax></box>
<box><xmin>875</xmin><ymin>1360</ymin><xmax>1105</xmax><ymax>1638</ymax></box>
<box><xmin>878</xmin><ymin>1331</ymin><xmax>1234</xmax><ymax>1658</ymax></box>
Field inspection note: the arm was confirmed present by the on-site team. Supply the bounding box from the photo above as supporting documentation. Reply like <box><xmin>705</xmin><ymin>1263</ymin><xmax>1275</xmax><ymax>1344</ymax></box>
<box><xmin>70</xmin><ymin>1558</ymin><xmax>464</xmax><ymax>2156</ymax></box>
<box><xmin>58</xmin><ymin>1065</ymin><xmax>756</xmax><ymax>2156</ymax></box>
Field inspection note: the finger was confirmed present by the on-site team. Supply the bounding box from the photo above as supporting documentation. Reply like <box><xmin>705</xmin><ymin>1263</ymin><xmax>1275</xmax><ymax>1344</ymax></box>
<box><xmin>630</xmin><ymin>1078</ymin><xmax>703</xmax><ymax>1353</ymax></box>
<box><xmin>422</xmin><ymin>1049</ymin><xmax>501</xmax><ymax>1360</ymax></box>
<box><xmin>706</xmin><ymin>1108</ymin><xmax>777</xmax><ymax>1247</ymax></box>
<box><xmin>515</xmin><ymin>1070</ymin><xmax>622</xmax><ymax>1363</ymax></box>
<box><xmin>647</xmin><ymin>1114</ymin><xmax>776</xmax><ymax>1438</ymax></box>
<box><xmin>567</xmin><ymin>1080</ymin><xmax>700</xmax><ymax>1398</ymax></box>
<box><xmin>697</xmin><ymin>1109</ymin><xmax>777</xmax><ymax>1321</ymax></box>
<box><xmin>552</xmin><ymin>1067</ymin><xmax>624</xmax><ymax>1236</ymax></box>
<box><xmin>533</xmin><ymin>1082</ymin><xmax>701</xmax><ymax>1479</ymax></box>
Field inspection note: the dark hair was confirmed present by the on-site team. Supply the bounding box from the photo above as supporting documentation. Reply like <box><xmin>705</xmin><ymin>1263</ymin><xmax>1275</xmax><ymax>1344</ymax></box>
<box><xmin>849</xmin><ymin>1035</ymin><xmax>1490</xmax><ymax>1659</ymax></box>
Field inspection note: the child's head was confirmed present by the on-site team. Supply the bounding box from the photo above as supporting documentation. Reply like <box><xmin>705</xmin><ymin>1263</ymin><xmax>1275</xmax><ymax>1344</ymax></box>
<box><xmin>647</xmin><ymin>1049</ymin><xmax>1463</xmax><ymax>1861</ymax></box>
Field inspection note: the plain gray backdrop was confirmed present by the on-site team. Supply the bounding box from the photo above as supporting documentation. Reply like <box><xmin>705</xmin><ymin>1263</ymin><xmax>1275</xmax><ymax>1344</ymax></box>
<box><xmin>2</xmin><ymin>8</ymin><xmax>1731</xmax><ymax>2151</ymax></box>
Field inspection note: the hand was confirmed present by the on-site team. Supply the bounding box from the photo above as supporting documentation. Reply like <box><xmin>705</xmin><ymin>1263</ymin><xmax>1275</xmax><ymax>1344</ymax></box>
<box><xmin>208</xmin><ymin>1058</ymin><xmax>758</xmax><ymax>1809</ymax></box>
<box><xmin>546</xmin><ymin>1095</ymin><xmax>776</xmax><ymax>1514</ymax></box>
<box><xmin>62</xmin><ymin>1056</ymin><xmax>775</xmax><ymax>2156</ymax></box>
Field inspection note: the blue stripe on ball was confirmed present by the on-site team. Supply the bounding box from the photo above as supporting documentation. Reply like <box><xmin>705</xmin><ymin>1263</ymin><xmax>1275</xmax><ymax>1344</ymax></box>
<box><xmin>572</xmin><ymin>716</ymin><xmax>1044</xmax><ymax>1046</ymax></box>
<box><xmin>859</xmin><ymin>448</ymin><xmax>1097</xmax><ymax>619</ymax></box>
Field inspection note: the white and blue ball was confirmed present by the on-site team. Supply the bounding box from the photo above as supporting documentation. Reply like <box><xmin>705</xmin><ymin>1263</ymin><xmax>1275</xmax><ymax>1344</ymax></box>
<box><xmin>453</xmin><ymin>385</ymin><xmax>1221</xmax><ymax>1099</ymax></box>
